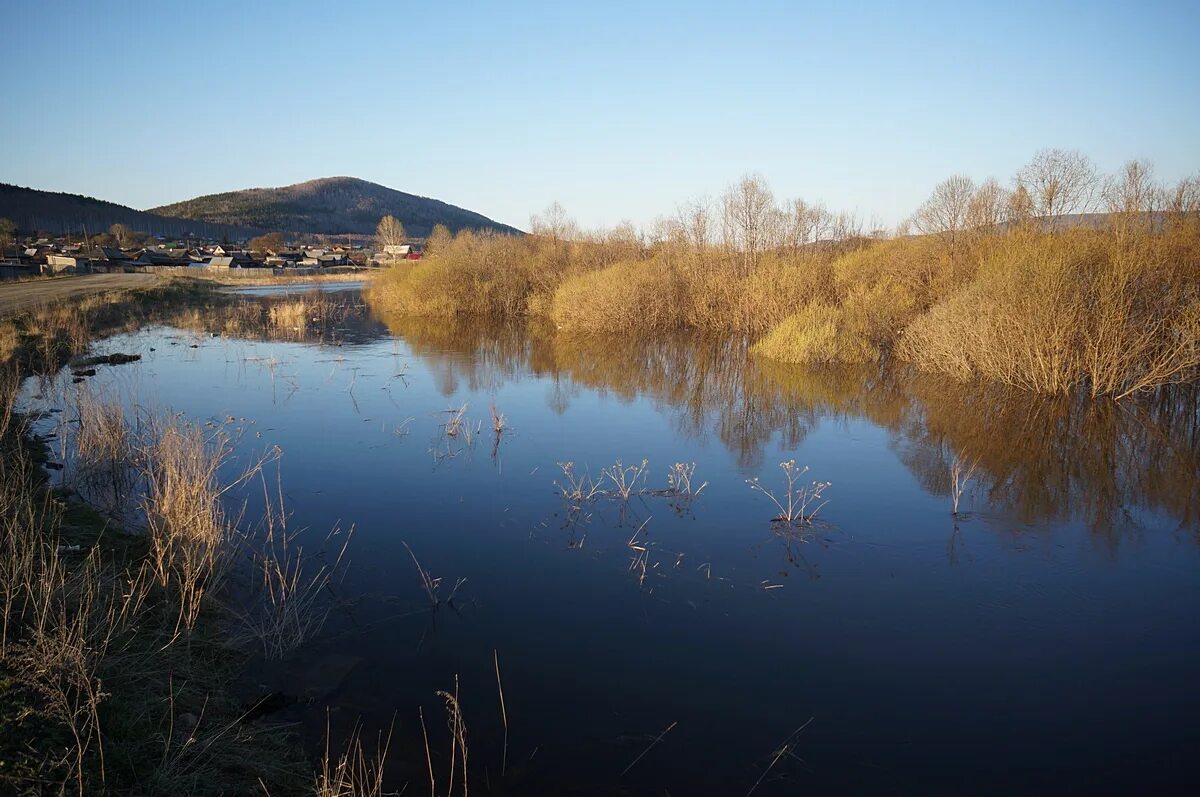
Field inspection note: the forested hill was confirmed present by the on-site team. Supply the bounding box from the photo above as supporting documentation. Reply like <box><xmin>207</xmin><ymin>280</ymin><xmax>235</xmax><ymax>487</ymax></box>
<box><xmin>149</xmin><ymin>177</ymin><xmax>521</xmax><ymax>237</ymax></box>
<box><xmin>0</xmin><ymin>183</ymin><xmax>262</xmax><ymax>240</ymax></box>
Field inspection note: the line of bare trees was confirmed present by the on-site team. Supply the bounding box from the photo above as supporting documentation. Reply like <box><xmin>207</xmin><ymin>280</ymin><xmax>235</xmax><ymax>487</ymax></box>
<box><xmin>909</xmin><ymin>149</ymin><xmax>1199</xmax><ymax>243</ymax></box>
<box><xmin>520</xmin><ymin>148</ymin><xmax>1199</xmax><ymax>267</ymax></box>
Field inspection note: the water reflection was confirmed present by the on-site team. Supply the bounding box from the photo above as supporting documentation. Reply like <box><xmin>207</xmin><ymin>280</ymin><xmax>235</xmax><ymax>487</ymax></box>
<box><xmin>373</xmin><ymin>308</ymin><xmax>1200</xmax><ymax>536</ymax></box>
<box><xmin>110</xmin><ymin>294</ymin><xmax>1200</xmax><ymax>538</ymax></box>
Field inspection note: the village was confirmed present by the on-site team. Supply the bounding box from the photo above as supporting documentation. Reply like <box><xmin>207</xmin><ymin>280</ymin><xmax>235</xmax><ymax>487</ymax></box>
<box><xmin>0</xmin><ymin>228</ymin><xmax>423</xmax><ymax>279</ymax></box>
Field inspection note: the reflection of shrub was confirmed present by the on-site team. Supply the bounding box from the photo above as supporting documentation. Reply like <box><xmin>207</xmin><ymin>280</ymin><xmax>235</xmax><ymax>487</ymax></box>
<box><xmin>268</xmin><ymin>300</ymin><xmax>309</xmax><ymax>329</ymax></box>
<box><xmin>751</xmin><ymin>303</ymin><xmax>877</xmax><ymax>365</ymax></box>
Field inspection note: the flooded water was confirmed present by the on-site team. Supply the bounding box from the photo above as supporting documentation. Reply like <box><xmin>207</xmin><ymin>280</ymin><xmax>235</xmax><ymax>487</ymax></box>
<box><xmin>20</xmin><ymin>288</ymin><xmax>1200</xmax><ymax>794</ymax></box>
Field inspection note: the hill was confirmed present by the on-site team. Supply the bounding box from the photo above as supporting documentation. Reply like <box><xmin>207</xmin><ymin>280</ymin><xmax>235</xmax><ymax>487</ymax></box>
<box><xmin>149</xmin><ymin>177</ymin><xmax>520</xmax><ymax>237</ymax></box>
<box><xmin>0</xmin><ymin>183</ymin><xmax>263</xmax><ymax>240</ymax></box>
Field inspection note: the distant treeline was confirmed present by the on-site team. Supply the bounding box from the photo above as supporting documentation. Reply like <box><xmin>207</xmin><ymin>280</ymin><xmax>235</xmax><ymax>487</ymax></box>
<box><xmin>0</xmin><ymin>183</ymin><xmax>264</xmax><ymax>240</ymax></box>
<box><xmin>368</xmin><ymin>150</ymin><xmax>1200</xmax><ymax>399</ymax></box>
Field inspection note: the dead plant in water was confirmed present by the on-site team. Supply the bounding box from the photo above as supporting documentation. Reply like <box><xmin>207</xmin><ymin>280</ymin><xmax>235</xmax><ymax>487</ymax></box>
<box><xmin>746</xmin><ymin>460</ymin><xmax>831</xmax><ymax>526</ymax></box>
<box><xmin>72</xmin><ymin>391</ymin><xmax>138</xmax><ymax>516</ymax></box>
<box><xmin>489</xmin><ymin>401</ymin><xmax>507</xmax><ymax>435</ymax></box>
<box><xmin>235</xmin><ymin>474</ymin><xmax>353</xmax><ymax>660</ymax></box>
<box><xmin>949</xmin><ymin>453</ymin><xmax>980</xmax><ymax>515</ymax></box>
<box><xmin>555</xmin><ymin>461</ymin><xmax>605</xmax><ymax>507</ymax></box>
<box><xmin>402</xmin><ymin>542</ymin><xmax>466</xmax><ymax>609</ymax></box>
<box><xmin>435</xmin><ymin>676</ymin><xmax>470</xmax><ymax>797</ymax></box>
<box><xmin>665</xmin><ymin>462</ymin><xmax>708</xmax><ymax>509</ymax></box>
<box><xmin>603</xmin><ymin>458</ymin><xmax>650</xmax><ymax>503</ymax></box>
<box><xmin>313</xmin><ymin>711</ymin><xmax>394</xmax><ymax>797</ymax></box>
<box><xmin>140</xmin><ymin>415</ymin><xmax>241</xmax><ymax>635</ymax></box>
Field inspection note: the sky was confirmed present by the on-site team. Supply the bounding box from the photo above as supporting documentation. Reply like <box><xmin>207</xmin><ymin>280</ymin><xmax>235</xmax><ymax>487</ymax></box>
<box><xmin>2</xmin><ymin>0</ymin><xmax>1198</xmax><ymax>231</ymax></box>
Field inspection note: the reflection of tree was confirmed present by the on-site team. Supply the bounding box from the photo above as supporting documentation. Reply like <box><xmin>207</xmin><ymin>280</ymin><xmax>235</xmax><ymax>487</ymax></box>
<box><xmin>899</xmin><ymin>381</ymin><xmax>1200</xmax><ymax>544</ymax></box>
<box><xmin>372</xmin><ymin>310</ymin><xmax>1200</xmax><ymax>539</ymax></box>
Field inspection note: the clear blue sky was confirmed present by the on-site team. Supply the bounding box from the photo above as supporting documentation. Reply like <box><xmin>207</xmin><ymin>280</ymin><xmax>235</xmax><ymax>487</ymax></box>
<box><xmin>3</xmin><ymin>0</ymin><xmax>1197</xmax><ymax>230</ymax></box>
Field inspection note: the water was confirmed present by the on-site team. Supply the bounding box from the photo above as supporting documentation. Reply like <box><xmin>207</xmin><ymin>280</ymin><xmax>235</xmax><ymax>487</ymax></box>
<box><xmin>20</xmin><ymin>289</ymin><xmax>1200</xmax><ymax>794</ymax></box>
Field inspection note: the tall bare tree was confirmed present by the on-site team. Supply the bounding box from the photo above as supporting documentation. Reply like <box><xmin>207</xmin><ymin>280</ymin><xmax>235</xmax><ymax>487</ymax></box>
<box><xmin>376</xmin><ymin>215</ymin><xmax>407</xmax><ymax>250</ymax></box>
<box><xmin>1008</xmin><ymin>183</ymin><xmax>1034</xmax><ymax>225</ymax></box>
<box><xmin>781</xmin><ymin>198</ymin><xmax>834</xmax><ymax>250</ymax></box>
<box><xmin>676</xmin><ymin>197</ymin><xmax>713</xmax><ymax>252</ymax></box>
<box><xmin>1165</xmin><ymin>174</ymin><xmax>1200</xmax><ymax>219</ymax></box>
<box><xmin>109</xmin><ymin>223</ymin><xmax>133</xmax><ymax>247</ymax></box>
<box><xmin>966</xmin><ymin>178</ymin><xmax>1010</xmax><ymax>231</ymax></box>
<box><xmin>529</xmin><ymin>201</ymin><xmax>577</xmax><ymax>243</ymax></box>
<box><xmin>720</xmin><ymin>174</ymin><xmax>777</xmax><ymax>270</ymax></box>
<box><xmin>1103</xmin><ymin>160</ymin><xmax>1160</xmax><ymax>215</ymax></box>
<box><xmin>912</xmin><ymin>175</ymin><xmax>976</xmax><ymax>241</ymax></box>
<box><xmin>829</xmin><ymin>210</ymin><xmax>862</xmax><ymax>242</ymax></box>
<box><xmin>1014</xmin><ymin>148</ymin><xmax>1098</xmax><ymax>221</ymax></box>
<box><xmin>425</xmin><ymin>223</ymin><xmax>452</xmax><ymax>256</ymax></box>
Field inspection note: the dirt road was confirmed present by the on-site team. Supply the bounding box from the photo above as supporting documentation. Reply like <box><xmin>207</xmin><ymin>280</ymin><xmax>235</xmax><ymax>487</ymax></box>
<box><xmin>0</xmin><ymin>274</ymin><xmax>158</xmax><ymax>317</ymax></box>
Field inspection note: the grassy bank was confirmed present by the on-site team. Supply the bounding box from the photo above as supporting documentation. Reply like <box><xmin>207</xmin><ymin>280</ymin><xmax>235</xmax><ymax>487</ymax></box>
<box><xmin>0</xmin><ymin>284</ymin><xmax>376</xmax><ymax>795</ymax></box>
<box><xmin>368</xmin><ymin>161</ymin><xmax>1200</xmax><ymax>398</ymax></box>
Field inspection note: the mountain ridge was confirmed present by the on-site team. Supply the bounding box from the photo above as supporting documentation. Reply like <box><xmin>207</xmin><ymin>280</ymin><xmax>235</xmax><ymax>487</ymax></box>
<box><xmin>150</xmin><ymin>176</ymin><xmax>520</xmax><ymax>237</ymax></box>
<box><xmin>0</xmin><ymin>183</ymin><xmax>265</xmax><ymax>240</ymax></box>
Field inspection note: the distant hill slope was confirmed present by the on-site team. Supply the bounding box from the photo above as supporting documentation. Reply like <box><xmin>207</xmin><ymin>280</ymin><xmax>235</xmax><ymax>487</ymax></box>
<box><xmin>0</xmin><ymin>183</ymin><xmax>263</xmax><ymax>240</ymax></box>
<box><xmin>149</xmin><ymin>177</ymin><xmax>520</xmax><ymax>237</ymax></box>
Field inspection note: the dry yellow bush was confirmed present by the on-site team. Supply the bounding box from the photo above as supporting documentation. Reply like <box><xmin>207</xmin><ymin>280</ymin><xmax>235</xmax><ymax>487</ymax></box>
<box><xmin>898</xmin><ymin>229</ymin><xmax>1200</xmax><ymax>396</ymax></box>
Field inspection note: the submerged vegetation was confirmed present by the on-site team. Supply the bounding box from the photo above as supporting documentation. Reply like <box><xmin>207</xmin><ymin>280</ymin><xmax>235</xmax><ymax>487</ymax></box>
<box><xmin>370</xmin><ymin>151</ymin><xmax>1200</xmax><ymax>398</ymax></box>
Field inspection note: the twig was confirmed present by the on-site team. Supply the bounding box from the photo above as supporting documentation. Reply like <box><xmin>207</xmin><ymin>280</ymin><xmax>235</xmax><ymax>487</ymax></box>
<box><xmin>622</xmin><ymin>720</ymin><xmax>677</xmax><ymax>776</ymax></box>
<box><xmin>745</xmin><ymin>717</ymin><xmax>814</xmax><ymax>796</ymax></box>
<box><xmin>494</xmin><ymin>650</ymin><xmax>508</xmax><ymax>777</ymax></box>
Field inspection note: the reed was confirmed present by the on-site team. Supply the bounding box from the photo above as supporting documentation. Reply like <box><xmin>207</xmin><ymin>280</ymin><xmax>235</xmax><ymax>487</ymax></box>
<box><xmin>403</xmin><ymin>542</ymin><xmax>466</xmax><ymax>609</ymax></box>
<box><xmin>312</xmin><ymin>713</ymin><xmax>394</xmax><ymax>797</ymax></box>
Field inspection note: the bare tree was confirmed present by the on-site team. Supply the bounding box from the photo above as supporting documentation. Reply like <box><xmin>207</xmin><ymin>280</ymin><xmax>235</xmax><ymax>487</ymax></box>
<box><xmin>376</xmin><ymin>215</ymin><xmax>407</xmax><ymax>250</ymax></box>
<box><xmin>1007</xmin><ymin>183</ymin><xmax>1034</xmax><ymax>226</ymax></box>
<box><xmin>1164</xmin><ymin>173</ymin><xmax>1200</xmax><ymax>220</ymax></box>
<box><xmin>966</xmin><ymin>178</ymin><xmax>1010</xmax><ymax>231</ymax></box>
<box><xmin>1103</xmin><ymin>159</ymin><xmax>1160</xmax><ymax>215</ymax></box>
<box><xmin>529</xmin><ymin>201</ymin><xmax>577</xmax><ymax>244</ymax></box>
<box><xmin>676</xmin><ymin>197</ymin><xmax>713</xmax><ymax>252</ymax></box>
<box><xmin>425</xmin><ymin>223</ymin><xmax>452</xmax><ymax>256</ymax></box>
<box><xmin>781</xmin><ymin>198</ymin><xmax>833</xmax><ymax>251</ymax></box>
<box><xmin>109</xmin><ymin>223</ymin><xmax>134</xmax><ymax>248</ymax></box>
<box><xmin>1014</xmin><ymin>148</ymin><xmax>1098</xmax><ymax>221</ymax></box>
<box><xmin>720</xmin><ymin>174</ymin><xmax>778</xmax><ymax>270</ymax></box>
<box><xmin>912</xmin><ymin>175</ymin><xmax>976</xmax><ymax>241</ymax></box>
<box><xmin>829</xmin><ymin>210</ymin><xmax>862</xmax><ymax>242</ymax></box>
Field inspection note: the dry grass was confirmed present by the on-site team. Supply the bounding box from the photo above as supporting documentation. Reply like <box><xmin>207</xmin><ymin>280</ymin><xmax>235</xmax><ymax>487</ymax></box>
<box><xmin>141</xmin><ymin>415</ymin><xmax>241</xmax><ymax>635</ymax></box>
<box><xmin>312</xmin><ymin>714</ymin><xmax>394</xmax><ymax>797</ymax></box>
<box><xmin>0</xmin><ymin>282</ymin><xmax>369</xmax><ymax>795</ymax></box>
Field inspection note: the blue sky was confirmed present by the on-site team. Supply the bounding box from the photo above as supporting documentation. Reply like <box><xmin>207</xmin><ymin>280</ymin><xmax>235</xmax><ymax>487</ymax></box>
<box><xmin>3</xmin><ymin>0</ymin><xmax>1197</xmax><ymax>230</ymax></box>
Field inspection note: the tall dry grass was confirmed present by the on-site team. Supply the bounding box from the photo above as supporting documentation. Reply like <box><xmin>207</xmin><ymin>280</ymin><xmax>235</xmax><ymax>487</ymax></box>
<box><xmin>1</xmin><ymin>370</ymin><xmax>331</xmax><ymax>793</ymax></box>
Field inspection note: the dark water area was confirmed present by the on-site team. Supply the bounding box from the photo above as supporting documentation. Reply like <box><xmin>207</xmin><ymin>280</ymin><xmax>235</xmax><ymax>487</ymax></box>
<box><xmin>19</xmin><ymin>289</ymin><xmax>1200</xmax><ymax>794</ymax></box>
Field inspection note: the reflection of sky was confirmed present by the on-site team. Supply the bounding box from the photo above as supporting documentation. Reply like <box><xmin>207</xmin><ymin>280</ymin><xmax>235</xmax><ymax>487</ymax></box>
<box><xmin>18</xmin><ymin>315</ymin><xmax>1200</xmax><ymax>794</ymax></box>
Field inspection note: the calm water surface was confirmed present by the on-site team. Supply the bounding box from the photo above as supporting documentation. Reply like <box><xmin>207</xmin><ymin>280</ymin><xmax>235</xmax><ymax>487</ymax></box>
<box><xmin>21</xmin><ymin>289</ymin><xmax>1200</xmax><ymax>794</ymax></box>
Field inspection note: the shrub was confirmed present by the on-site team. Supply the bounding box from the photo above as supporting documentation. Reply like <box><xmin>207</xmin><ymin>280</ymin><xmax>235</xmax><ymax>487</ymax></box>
<box><xmin>898</xmin><ymin>229</ymin><xmax>1200</xmax><ymax>396</ymax></box>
